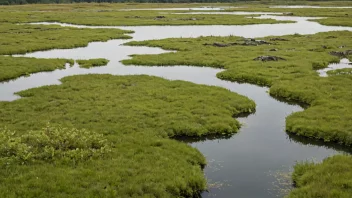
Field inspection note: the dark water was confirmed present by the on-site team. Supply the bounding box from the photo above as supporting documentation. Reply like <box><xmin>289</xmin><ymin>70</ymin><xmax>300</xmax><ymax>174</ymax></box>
<box><xmin>3</xmin><ymin>15</ymin><xmax>352</xmax><ymax>197</ymax></box>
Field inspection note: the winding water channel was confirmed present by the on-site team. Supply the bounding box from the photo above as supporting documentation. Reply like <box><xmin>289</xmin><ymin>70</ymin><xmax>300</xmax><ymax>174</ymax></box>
<box><xmin>2</xmin><ymin>14</ymin><xmax>352</xmax><ymax>197</ymax></box>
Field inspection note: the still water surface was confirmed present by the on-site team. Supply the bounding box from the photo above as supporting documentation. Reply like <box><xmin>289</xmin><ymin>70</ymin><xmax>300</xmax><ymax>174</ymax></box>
<box><xmin>2</xmin><ymin>15</ymin><xmax>352</xmax><ymax>197</ymax></box>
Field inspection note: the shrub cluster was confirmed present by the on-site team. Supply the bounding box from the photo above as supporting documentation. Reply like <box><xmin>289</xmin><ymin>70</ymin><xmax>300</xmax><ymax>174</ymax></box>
<box><xmin>0</xmin><ymin>125</ymin><xmax>110</xmax><ymax>166</ymax></box>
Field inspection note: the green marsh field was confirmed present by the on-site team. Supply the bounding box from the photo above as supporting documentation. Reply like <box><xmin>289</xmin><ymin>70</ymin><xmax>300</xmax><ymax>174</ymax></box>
<box><xmin>0</xmin><ymin>2</ymin><xmax>352</xmax><ymax>198</ymax></box>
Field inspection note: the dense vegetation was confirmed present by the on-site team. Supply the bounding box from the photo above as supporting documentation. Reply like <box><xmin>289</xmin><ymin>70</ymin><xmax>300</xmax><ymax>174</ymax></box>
<box><xmin>123</xmin><ymin>31</ymin><xmax>352</xmax><ymax>146</ymax></box>
<box><xmin>289</xmin><ymin>155</ymin><xmax>352</xmax><ymax>198</ymax></box>
<box><xmin>76</xmin><ymin>58</ymin><xmax>109</xmax><ymax>68</ymax></box>
<box><xmin>0</xmin><ymin>10</ymin><xmax>285</xmax><ymax>26</ymax></box>
<box><xmin>0</xmin><ymin>24</ymin><xmax>132</xmax><ymax>55</ymax></box>
<box><xmin>0</xmin><ymin>74</ymin><xmax>255</xmax><ymax>196</ymax></box>
<box><xmin>327</xmin><ymin>68</ymin><xmax>352</xmax><ymax>76</ymax></box>
<box><xmin>0</xmin><ymin>125</ymin><xmax>111</xmax><ymax>165</ymax></box>
<box><xmin>0</xmin><ymin>56</ymin><xmax>71</xmax><ymax>81</ymax></box>
<box><xmin>227</xmin><ymin>6</ymin><xmax>352</xmax><ymax>27</ymax></box>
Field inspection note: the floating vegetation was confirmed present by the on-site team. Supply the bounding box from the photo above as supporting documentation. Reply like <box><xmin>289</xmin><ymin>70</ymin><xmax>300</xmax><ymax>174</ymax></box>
<box><xmin>267</xmin><ymin>168</ymin><xmax>293</xmax><ymax>197</ymax></box>
<box><xmin>76</xmin><ymin>58</ymin><xmax>109</xmax><ymax>69</ymax></box>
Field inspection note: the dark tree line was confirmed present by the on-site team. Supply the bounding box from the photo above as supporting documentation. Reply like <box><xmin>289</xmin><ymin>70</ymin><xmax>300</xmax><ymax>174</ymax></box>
<box><xmin>0</xmin><ymin>0</ymin><xmax>248</xmax><ymax>5</ymax></box>
<box><xmin>0</xmin><ymin>0</ymin><xmax>341</xmax><ymax>6</ymax></box>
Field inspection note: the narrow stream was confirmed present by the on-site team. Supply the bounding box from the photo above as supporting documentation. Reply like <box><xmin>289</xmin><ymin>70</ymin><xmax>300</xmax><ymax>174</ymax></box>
<box><xmin>2</xmin><ymin>15</ymin><xmax>352</xmax><ymax>197</ymax></box>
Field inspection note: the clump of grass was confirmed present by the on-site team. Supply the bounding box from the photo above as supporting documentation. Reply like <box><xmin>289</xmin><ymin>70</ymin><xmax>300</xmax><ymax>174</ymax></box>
<box><xmin>123</xmin><ymin>31</ymin><xmax>352</xmax><ymax>146</ymax></box>
<box><xmin>289</xmin><ymin>155</ymin><xmax>352</xmax><ymax>198</ymax></box>
<box><xmin>0</xmin><ymin>125</ymin><xmax>110</xmax><ymax>166</ymax></box>
<box><xmin>76</xmin><ymin>58</ymin><xmax>109</xmax><ymax>68</ymax></box>
<box><xmin>0</xmin><ymin>56</ymin><xmax>72</xmax><ymax>82</ymax></box>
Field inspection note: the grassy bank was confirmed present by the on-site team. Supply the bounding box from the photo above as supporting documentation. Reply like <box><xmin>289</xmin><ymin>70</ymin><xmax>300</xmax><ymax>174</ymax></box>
<box><xmin>122</xmin><ymin>31</ymin><xmax>352</xmax><ymax>146</ymax></box>
<box><xmin>0</xmin><ymin>74</ymin><xmax>255</xmax><ymax>196</ymax></box>
<box><xmin>0</xmin><ymin>56</ymin><xmax>72</xmax><ymax>82</ymax></box>
<box><xmin>0</xmin><ymin>23</ymin><xmax>132</xmax><ymax>55</ymax></box>
<box><xmin>289</xmin><ymin>155</ymin><xmax>352</xmax><ymax>198</ymax></box>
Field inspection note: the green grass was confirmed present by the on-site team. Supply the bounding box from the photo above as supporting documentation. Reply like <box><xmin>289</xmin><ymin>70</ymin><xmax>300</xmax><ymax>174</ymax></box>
<box><xmin>313</xmin><ymin>17</ymin><xmax>352</xmax><ymax>27</ymax></box>
<box><xmin>0</xmin><ymin>74</ymin><xmax>255</xmax><ymax>197</ymax></box>
<box><xmin>122</xmin><ymin>31</ymin><xmax>352</xmax><ymax>146</ymax></box>
<box><xmin>0</xmin><ymin>10</ymin><xmax>289</xmax><ymax>26</ymax></box>
<box><xmin>0</xmin><ymin>129</ymin><xmax>207</xmax><ymax>198</ymax></box>
<box><xmin>224</xmin><ymin>6</ymin><xmax>352</xmax><ymax>27</ymax></box>
<box><xmin>0</xmin><ymin>125</ymin><xmax>111</xmax><ymax>165</ymax></box>
<box><xmin>76</xmin><ymin>58</ymin><xmax>109</xmax><ymax>68</ymax></box>
<box><xmin>327</xmin><ymin>68</ymin><xmax>352</xmax><ymax>76</ymax></box>
<box><xmin>0</xmin><ymin>74</ymin><xmax>255</xmax><ymax>137</ymax></box>
<box><xmin>0</xmin><ymin>56</ymin><xmax>72</xmax><ymax>82</ymax></box>
<box><xmin>0</xmin><ymin>23</ymin><xmax>132</xmax><ymax>55</ymax></box>
<box><xmin>289</xmin><ymin>155</ymin><xmax>352</xmax><ymax>198</ymax></box>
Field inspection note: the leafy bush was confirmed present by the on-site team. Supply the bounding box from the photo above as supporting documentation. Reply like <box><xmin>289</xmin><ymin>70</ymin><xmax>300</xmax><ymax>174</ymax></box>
<box><xmin>0</xmin><ymin>125</ymin><xmax>110</xmax><ymax>166</ymax></box>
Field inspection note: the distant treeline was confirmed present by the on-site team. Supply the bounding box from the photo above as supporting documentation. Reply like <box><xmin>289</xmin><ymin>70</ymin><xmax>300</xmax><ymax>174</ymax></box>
<box><xmin>0</xmin><ymin>0</ymin><xmax>245</xmax><ymax>5</ymax></box>
<box><xmin>0</xmin><ymin>0</ymin><xmax>343</xmax><ymax>5</ymax></box>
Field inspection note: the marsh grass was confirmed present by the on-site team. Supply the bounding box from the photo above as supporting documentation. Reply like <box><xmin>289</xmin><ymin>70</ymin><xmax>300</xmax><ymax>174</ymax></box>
<box><xmin>225</xmin><ymin>6</ymin><xmax>352</xmax><ymax>27</ymax></box>
<box><xmin>0</xmin><ymin>6</ymin><xmax>289</xmax><ymax>26</ymax></box>
<box><xmin>76</xmin><ymin>58</ymin><xmax>109</xmax><ymax>68</ymax></box>
<box><xmin>289</xmin><ymin>155</ymin><xmax>352</xmax><ymax>198</ymax></box>
<box><xmin>0</xmin><ymin>23</ymin><xmax>132</xmax><ymax>55</ymax></box>
<box><xmin>0</xmin><ymin>74</ymin><xmax>255</xmax><ymax>197</ymax></box>
<box><xmin>327</xmin><ymin>68</ymin><xmax>352</xmax><ymax>76</ymax></box>
<box><xmin>0</xmin><ymin>56</ymin><xmax>71</xmax><ymax>82</ymax></box>
<box><xmin>1</xmin><ymin>74</ymin><xmax>255</xmax><ymax>137</ymax></box>
<box><xmin>0</xmin><ymin>125</ymin><xmax>110</xmax><ymax>166</ymax></box>
<box><xmin>123</xmin><ymin>31</ymin><xmax>352</xmax><ymax>146</ymax></box>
